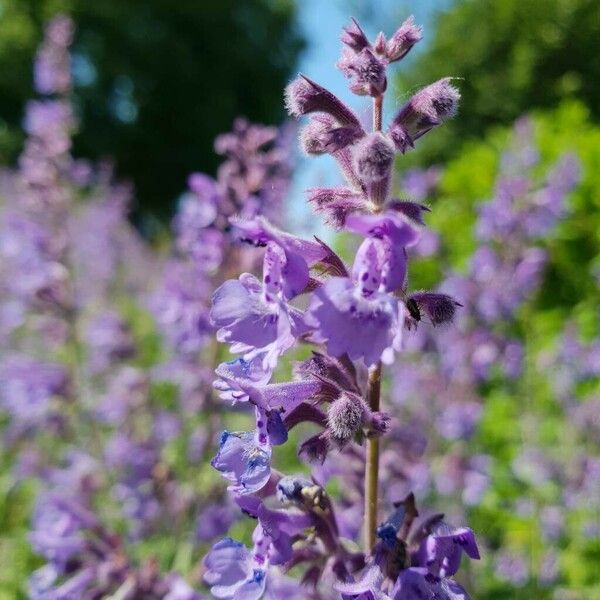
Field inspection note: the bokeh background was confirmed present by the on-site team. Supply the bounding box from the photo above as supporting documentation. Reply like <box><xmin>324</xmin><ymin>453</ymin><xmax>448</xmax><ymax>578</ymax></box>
<box><xmin>0</xmin><ymin>0</ymin><xmax>598</xmax><ymax>598</ymax></box>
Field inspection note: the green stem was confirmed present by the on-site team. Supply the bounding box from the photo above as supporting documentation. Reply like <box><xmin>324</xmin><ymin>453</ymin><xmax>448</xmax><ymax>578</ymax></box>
<box><xmin>363</xmin><ymin>361</ymin><xmax>382</xmax><ymax>551</ymax></box>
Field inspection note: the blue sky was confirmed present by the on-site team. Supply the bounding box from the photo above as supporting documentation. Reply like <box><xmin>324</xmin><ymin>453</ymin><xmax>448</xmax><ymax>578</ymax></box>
<box><xmin>287</xmin><ymin>0</ymin><xmax>453</xmax><ymax>234</ymax></box>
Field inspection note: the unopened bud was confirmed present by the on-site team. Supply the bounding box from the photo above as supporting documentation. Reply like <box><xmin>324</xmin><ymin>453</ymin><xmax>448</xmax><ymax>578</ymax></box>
<box><xmin>354</xmin><ymin>133</ymin><xmax>395</xmax><ymax>183</ymax></box>
<box><xmin>327</xmin><ymin>393</ymin><xmax>365</xmax><ymax>445</ymax></box>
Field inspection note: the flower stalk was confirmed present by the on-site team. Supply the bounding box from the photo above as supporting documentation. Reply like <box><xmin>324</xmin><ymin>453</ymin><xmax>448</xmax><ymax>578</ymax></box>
<box><xmin>364</xmin><ymin>360</ymin><xmax>382</xmax><ymax>551</ymax></box>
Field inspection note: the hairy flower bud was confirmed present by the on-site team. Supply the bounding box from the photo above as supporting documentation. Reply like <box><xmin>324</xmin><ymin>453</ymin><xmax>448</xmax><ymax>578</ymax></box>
<box><xmin>386</xmin><ymin>16</ymin><xmax>422</xmax><ymax>62</ymax></box>
<box><xmin>300</xmin><ymin>116</ymin><xmax>365</xmax><ymax>156</ymax></box>
<box><xmin>327</xmin><ymin>393</ymin><xmax>366</xmax><ymax>446</ymax></box>
<box><xmin>373</xmin><ymin>32</ymin><xmax>387</xmax><ymax>56</ymax></box>
<box><xmin>307</xmin><ymin>187</ymin><xmax>368</xmax><ymax>229</ymax></box>
<box><xmin>300</xmin><ymin>115</ymin><xmax>336</xmax><ymax>155</ymax></box>
<box><xmin>389</xmin><ymin>78</ymin><xmax>460</xmax><ymax>153</ymax></box>
<box><xmin>285</xmin><ymin>75</ymin><xmax>362</xmax><ymax>128</ymax></box>
<box><xmin>338</xmin><ymin>48</ymin><xmax>387</xmax><ymax>97</ymax></box>
<box><xmin>340</xmin><ymin>17</ymin><xmax>370</xmax><ymax>53</ymax></box>
<box><xmin>354</xmin><ymin>133</ymin><xmax>395</xmax><ymax>183</ymax></box>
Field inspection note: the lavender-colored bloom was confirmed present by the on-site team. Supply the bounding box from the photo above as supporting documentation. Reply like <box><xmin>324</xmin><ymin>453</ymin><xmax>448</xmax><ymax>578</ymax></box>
<box><xmin>197</xmin><ymin>503</ymin><xmax>237</xmax><ymax>543</ymax></box>
<box><xmin>0</xmin><ymin>355</ymin><xmax>69</xmax><ymax>430</ymax></box>
<box><xmin>29</xmin><ymin>493</ymin><xmax>94</xmax><ymax>569</ymax></box>
<box><xmin>402</xmin><ymin>167</ymin><xmax>441</xmax><ymax>201</ymax></box>
<box><xmin>84</xmin><ymin>310</ymin><xmax>135</xmax><ymax>373</ymax></box>
<box><xmin>416</xmin><ymin>523</ymin><xmax>480</xmax><ymax>578</ymax></box>
<box><xmin>203</xmin><ymin>537</ymin><xmax>267</xmax><ymax>600</ymax></box>
<box><xmin>211</xmin><ymin>431</ymin><xmax>272</xmax><ymax>495</ymax></box>
<box><xmin>392</xmin><ymin>567</ymin><xmax>471</xmax><ymax>599</ymax></box>
<box><xmin>305</xmin><ymin>214</ymin><xmax>419</xmax><ymax>364</ymax></box>
<box><xmin>211</xmin><ymin>273</ymin><xmax>304</xmax><ymax>370</ymax></box>
<box><xmin>164</xmin><ymin>576</ymin><xmax>204</xmax><ymax>600</ymax></box>
<box><xmin>34</xmin><ymin>15</ymin><xmax>73</xmax><ymax>95</ymax></box>
<box><xmin>336</xmin><ymin>564</ymin><xmax>388</xmax><ymax>600</ymax></box>
<box><xmin>307</xmin><ymin>275</ymin><xmax>405</xmax><ymax>367</ymax></box>
<box><xmin>436</xmin><ymin>401</ymin><xmax>482</xmax><ymax>440</ymax></box>
<box><xmin>494</xmin><ymin>552</ymin><xmax>529</xmax><ymax>587</ymax></box>
<box><xmin>154</xmin><ymin>259</ymin><xmax>213</xmax><ymax>353</ymax></box>
<box><xmin>232</xmin><ymin>216</ymin><xmax>327</xmax><ymax>299</ymax></box>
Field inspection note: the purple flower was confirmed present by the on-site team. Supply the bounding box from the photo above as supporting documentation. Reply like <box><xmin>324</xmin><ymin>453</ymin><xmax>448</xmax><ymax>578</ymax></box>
<box><xmin>197</xmin><ymin>503</ymin><xmax>237</xmax><ymax>543</ymax></box>
<box><xmin>416</xmin><ymin>523</ymin><xmax>480</xmax><ymax>579</ymax></box>
<box><xmin>392</xmin><ymin>567</ymin><xmax>471</xmax><ymax>599</ymax></box>
<box><xmin>232</xmin><ymin>216</ymin><xmax>328</xmax><ymax>299</ymax></box>
<box><xmin>0</xmin><ymin>355</ymin><xmax>69</xmax><ymax>429</ymax></box>
<box><xmin>84</xmin><ymin>311</ymin><xmax>135</xmax><ymax>373</ymax></box>
<box><xmin>33</xmin><ymin>16</ymin><xmax>73</xmax><ymax>95</ymax></box>
<box><xmin>210</xmin><ymin>273</ymin><xmax>305</xmax><ymax>370</ymax></box>
<box><xmin>307</xmin><ymin>274</ymin><xmax>405</xmax><ymax>366</ymax></box>
<box><xmin>211</xmin><ymin>431</ymin><xmax>272</xmax><ymax>495</ymax></box>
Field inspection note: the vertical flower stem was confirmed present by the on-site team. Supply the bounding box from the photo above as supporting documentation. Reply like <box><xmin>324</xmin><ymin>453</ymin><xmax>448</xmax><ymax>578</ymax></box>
<box><xmin>363</xmin><ymin>93</ymin><xmax>385</xmax><ymax>552</ymax></box>
<box><xmin>373</xmin><ymin>95</ymin><xmax>383</xmax><ymax>132</ymax></box>
<box><xmin>363</xmin><ymin>360</ymin><xmax>382</xmax><ymax>551</ymax></box>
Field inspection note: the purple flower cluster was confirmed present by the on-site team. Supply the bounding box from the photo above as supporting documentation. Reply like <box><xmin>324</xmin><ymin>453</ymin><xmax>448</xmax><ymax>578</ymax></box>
<box><xmin>203</xmin><ymin>16</ymin><xmax>480</xmax><ymax>599</ymax></box>
<box><xmin>0</xmin><ymin>15</ymin><xmax>225</xmax><ymax>595</ymax></box>
<box><xmin>29</xmin><ymin>452</ymin><xmax>201</xmax><ymax>599</ymax></box>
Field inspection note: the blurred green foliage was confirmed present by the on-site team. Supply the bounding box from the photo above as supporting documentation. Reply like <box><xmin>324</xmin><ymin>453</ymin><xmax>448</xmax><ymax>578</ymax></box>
<box><xmin>421</xmin><ymin>100</ymin><xmax>600</xmax><ymax>318</ymax></box>
<box><xmin>406</xmin><ymin>100</ymin><xmax>600</xmax><ymax>598</ymax></box>
<box><xmin>397</xmin><ymin>0</ymin><xmax>600</xmax><ymax>163</ymax></box>
<box><xmin>0</xmin><ymin>0</ymin><xmax>303</xmax><ymax>223</ymax></box>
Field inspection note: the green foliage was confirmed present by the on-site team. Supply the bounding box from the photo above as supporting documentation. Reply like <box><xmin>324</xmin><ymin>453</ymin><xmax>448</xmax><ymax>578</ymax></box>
<box><xmin>0</xmin><ymin>0</ymin><xmax>303</xmax><ymax>222</ymax></box>
<box><xmin>397</xmin><ymin>0</ymin><xmax>600</xmax><ymax>163</ymax></box>
<box><xmin>416</xmin><ymin>100</ymin><xmax>600</xmax><ymax>320</ymax></box>
<box><xmin>408</xmin><ymin>100</ymin><xmax>600</xmax><ymax>597</ymax></box>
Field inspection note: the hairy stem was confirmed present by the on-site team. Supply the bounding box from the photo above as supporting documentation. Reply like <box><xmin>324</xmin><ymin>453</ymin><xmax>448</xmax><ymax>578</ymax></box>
<box><xmin>363</xmin><ymin>361</ymin><xmax>382</xmax><ymax>551</ymax></box>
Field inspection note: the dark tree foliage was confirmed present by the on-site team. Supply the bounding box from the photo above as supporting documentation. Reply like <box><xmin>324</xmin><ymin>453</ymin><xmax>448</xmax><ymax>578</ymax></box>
<box><xmin>397</xmin><ymin>0</ymin><xmax>600</xmax><ymax>162</ymax></box>
<box><xmin>0</xmin><ymin>0</ymin><xmax>303</xmax><ymax>222</ymax></box>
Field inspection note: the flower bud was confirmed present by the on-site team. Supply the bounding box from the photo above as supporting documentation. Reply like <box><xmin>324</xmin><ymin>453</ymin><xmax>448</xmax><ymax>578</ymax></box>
<box><xmin>299</xmin><ymin>115</ymin><xmax>336</xmax><ymax>155</ymax></box>
<box><xmin>306</xmin><ymin>187</ymin><xmax>367</xmax><ymax>229</ymax></box>
<box><xmin>340</xmin><ymin>17</ymin><xmax>370</xmax><ymax>52</ymax></box>
<box><xmin>386</xmin><ymin>16</ymin><xmax>422</xmax><ymax>62</ymax></box>
<box><xmin>285</xmin><ymin>75</ymin><xmax>362</xmax><ymax>128</ymax></box>
<box><xmin>373</xmin><ymin>32</ymin><xmax>387</xmax><ymax>56</ymax></box>
<box><xmin>354</xmin><ymin>133</ymin><xmax>395</xmax><ymax>183</ymax></box>
<box><xmin>327</xmin><ymin>393</ymin><xmax>365</xmax><ymax>446</ymax></box>
<box><xmin>337</xmin><ymin>48</ymin><xmax>387</xmax><ymax>97</ymax></box>
<box><xmin>389</xmin><ymin>78</ymin><xmax>460</xmax><ymax>153</ymax></box>
<box><xmin>300</xmin><ymin>116</ymin><xmax>364</xmax><ymax>155</ymax></box>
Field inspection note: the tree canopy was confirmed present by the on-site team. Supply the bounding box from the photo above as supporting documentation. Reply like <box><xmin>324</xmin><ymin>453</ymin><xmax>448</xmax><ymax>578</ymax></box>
<box><xmin>397</xmin><ymin>0</ymin><xmax>600</xmax><ymax>162</ymax></box>
<box><xmin>0</xmin><ymin>0</ymin><xmax>303</xmax><ymax>221</ymax></box>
